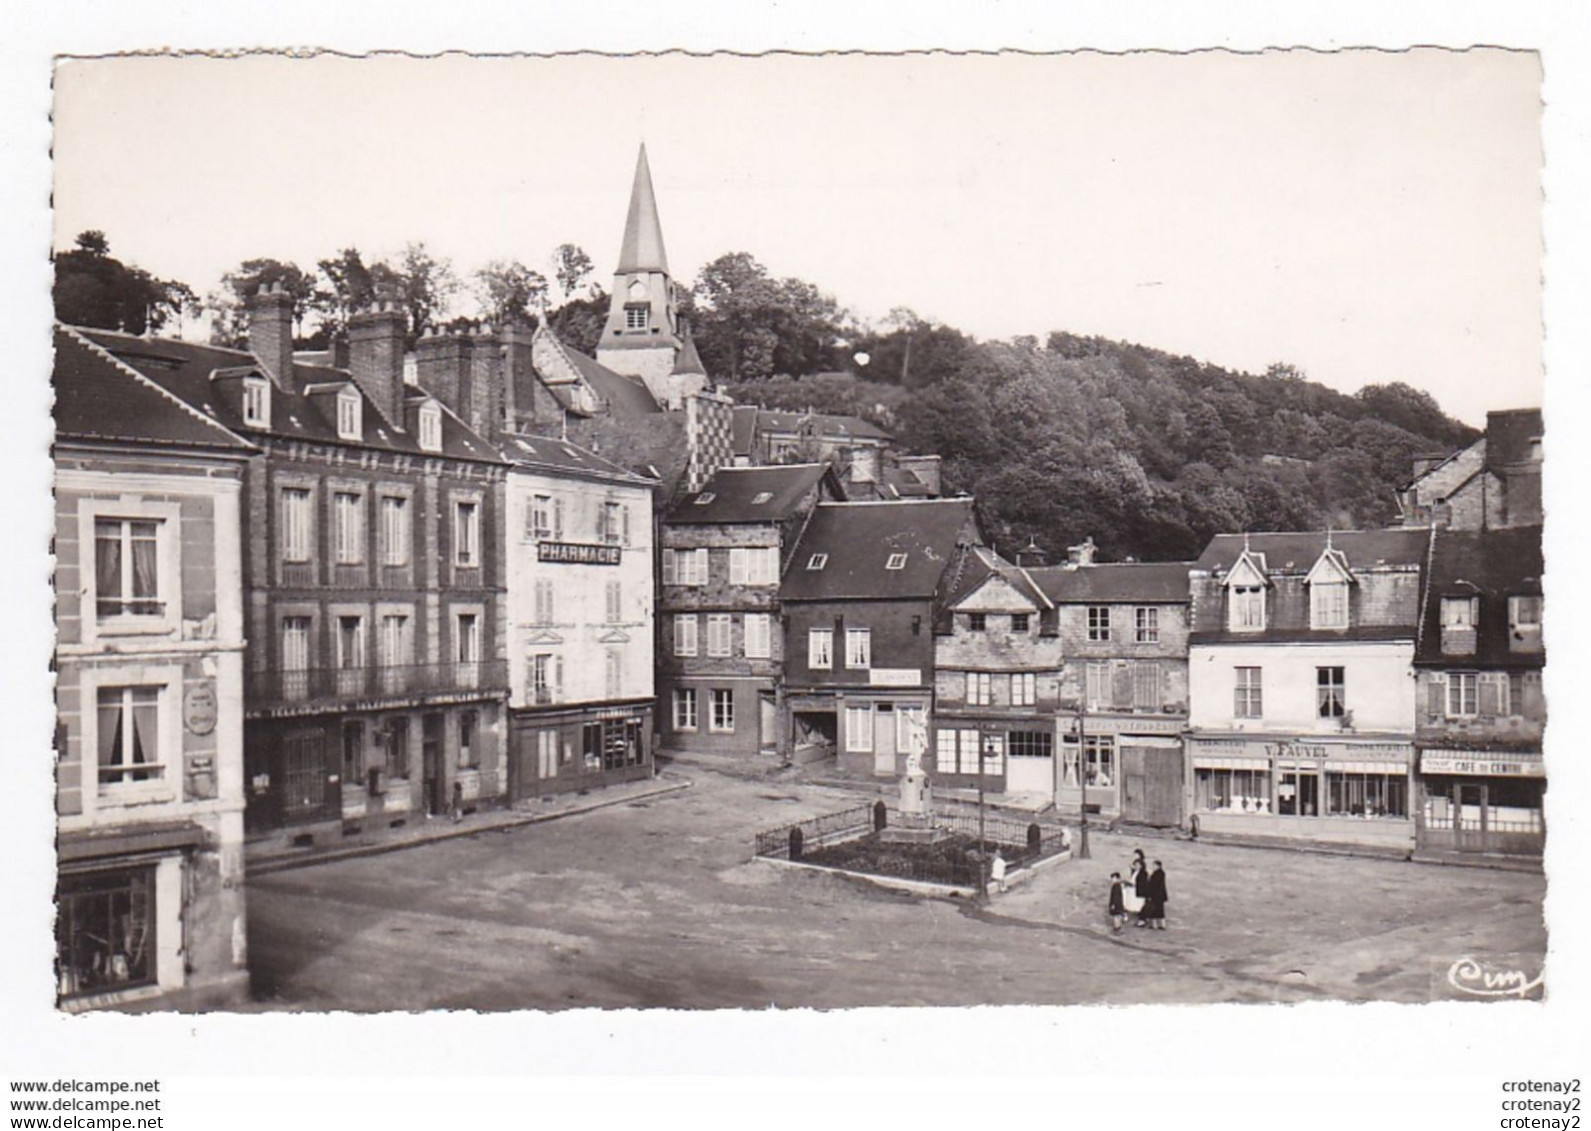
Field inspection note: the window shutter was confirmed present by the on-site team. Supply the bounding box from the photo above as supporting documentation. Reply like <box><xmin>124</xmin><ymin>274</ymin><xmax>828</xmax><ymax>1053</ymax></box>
<box><xmin>730</xmin><ymin>548</ymin><xmax>748</xmax><ymax>585</ymax></box>
<box><xmin>1508</xmin><ymin>672</ymin><xmax>1524</xmax><ymax>717</ymax></box>
<box><xmin>622</xmin><ymin>506</ymin><xmax>631</xmax><ymax>546</ymax></box>
<box><xmin>554</xmin><ymin>655</ymin><xmax>564</xmax><ymax>696</ymax></box>
<box><xmin>553</xmin><ymin>497</ymin><xmax>563</xmax><ymax>539</ymax></box>
<box><xmin>1478</xmin><ymin>673</ymin><xmax>1503</xmax><ymax>717</ymax></box>
<box><xmin>694</xmin><ymin>548</ymin><xmax>708</xmax><ymax>585</ymax></box>
<box><xmin>1426</xmin><ymin>677</ymin><xmax>1445</xmax><ymax>722</ymax></box>
<box><xmin>525</xmin><ymin>499</ymin><xmax>537</xmax><ymax>539</ymax></box>
<box><xmin>1111</xmin><ymin>661</ymin><xmax>1133</xmax><ymax>709</ymax></box>
<box><xmin>661</xmin><ymin>549</ymin><xmax>676</xmax><ymax>586</ymax></box>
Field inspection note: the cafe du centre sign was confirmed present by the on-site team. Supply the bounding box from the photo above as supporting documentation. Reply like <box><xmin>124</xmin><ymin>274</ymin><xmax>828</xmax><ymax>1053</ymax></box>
<box><xmin>539</xmin><ymin>541</ymin><xmax>621</xmax><ymax>566</ymax></box>
<box><xmin>1420</xmin><ymin>750</ymin><xmax>1546</xmax><ymax>778</ymax></box>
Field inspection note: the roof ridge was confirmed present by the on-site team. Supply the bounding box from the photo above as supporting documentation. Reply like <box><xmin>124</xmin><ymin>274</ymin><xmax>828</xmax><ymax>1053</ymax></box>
<box><xmin>61</xmin><ymin>325</ymin><xmax>252</xmax><ymax>449</ymax></box>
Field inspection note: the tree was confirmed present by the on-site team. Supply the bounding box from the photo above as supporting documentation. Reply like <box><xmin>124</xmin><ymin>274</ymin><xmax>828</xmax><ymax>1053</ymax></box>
<box><xmin>692</xmin><ymin>252</ymin><xmax>782</xmax><ymax>381</ymax></box>
<box><xmin>53</xmin><ymin>231</ymin><xmax>195</xmax><ymax>336</ymax></box>
<box><xmin>208</xmin><ymin>258</ymin><xmax>318</xmax><ymax>347</ymax></box>
<box><xmin>473</xmin><ymin>259</ymin><xmax>548</xmax><ymax>326</ymax></box>
<box><xmin>550</xmin><ymin>243</ymin><xmax>596</xmax><ymax>303</ymax></box>
<box><xmin>391</xmin><ymin>242</ymin><xmax>459</xmax><ymax>338</ymax></box>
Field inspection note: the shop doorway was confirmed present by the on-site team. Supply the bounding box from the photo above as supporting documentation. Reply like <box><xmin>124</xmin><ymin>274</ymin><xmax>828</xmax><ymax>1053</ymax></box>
<box><xmin>759</xmin><ymin>693</ymin><xmax>777</xmax><ymax>753</ymax></box>
<box><xmin>1455</xmin><ymin>782</ymin><xmax>1488</xmax><ymax>852</ymax></box>
<box><xmin>1278</xmin><ymin>768</ymin><xmax>1320</xmax><ymax>817</ymax></box>
<box><xmin>422</xmin><ymin>713</ymin><xmax>445</xmax><ymax>816</ymax></box>
<box><xmin>873</xmin><ymin>703</ymin><xmax>896</xmax><ymax>775</ymax></box>
<box><xmin>1121</xmin><ymin>745</ymin><xmax>1183</xmax><ymax>827</ymax></box>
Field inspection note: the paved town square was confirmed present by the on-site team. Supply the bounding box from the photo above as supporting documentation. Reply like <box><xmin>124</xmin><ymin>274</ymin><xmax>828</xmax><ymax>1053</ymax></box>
<box><xmin>246</xmin><ymin>764</ymin><xmax>1546</xmax><ymax>1011</ymax></box>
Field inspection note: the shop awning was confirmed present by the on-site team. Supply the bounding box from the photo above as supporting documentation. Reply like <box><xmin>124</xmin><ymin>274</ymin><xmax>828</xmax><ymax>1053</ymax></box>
<box><xmin>1192</xmin><ymin>756</ymin><xmax>1270</xmax><ymax>771</ymax></box>
<box><xmin>58</xmin><ymin>821</ymin><xmax>208</xmax><ymax>864</ymax></box>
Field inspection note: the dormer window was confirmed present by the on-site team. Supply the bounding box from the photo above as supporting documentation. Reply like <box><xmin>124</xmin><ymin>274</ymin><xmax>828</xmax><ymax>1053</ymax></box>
<box><xmin>1231</xmin><ymin>586</ymin><xmax>1265</xmax><ymax>632</ymax></box>
<box><xmin>242</xmin><ymin>377</ymin><xmax>270</xmax><ymax>427</ymax></box>
<box><xmin>1508</xmin><ymin>595</ymin><xmax>1543</xmax><ymax>653</ymax></box>
<box><xmin>807</xmin><ymin>553</ymin><xmax>828</xmax><ymax>571</ymax></box>
<box><xmin>1310</xmin><ymin>581</ymin><xmax>1348</xmax><ymax>629</ymax></box>
<box><xmin>751</xmin><ymin>492</ymin><xmax>773</xmax><ymax>505</ymax></box>
<box><xmin>1441</xmin><ymin>596</ymin><xmax>1479</xmax><ymax>656</ymax></box>
<box><xmin>336</xmin><ymin>390</ymin><xmax>362</xmax><ymax>440</ymax></box>
<box><xmin>885</xmin><ymin>553</ymin><xmax>907</xmax><ymax>570</ymax></box>
<box><xmin>418</xmin><ymin>403</ymin><xmax>443</xmax><ymax>453</ymax></box>
<box><xmin>694</xmin><ymin>493</ymin><xmax>716</xmax><ymax>506</ymax></box>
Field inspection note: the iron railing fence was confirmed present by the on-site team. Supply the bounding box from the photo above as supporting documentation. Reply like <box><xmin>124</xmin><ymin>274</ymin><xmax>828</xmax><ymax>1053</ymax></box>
<box><xmin>754</xmin><ymin>803</ymin><xmax>1071</xmax><ymax>888</ymax></box>
<box><xmin>247</xmin><ymin>659</ymin><xmax>509</xmax><ymax>708</ymax></box>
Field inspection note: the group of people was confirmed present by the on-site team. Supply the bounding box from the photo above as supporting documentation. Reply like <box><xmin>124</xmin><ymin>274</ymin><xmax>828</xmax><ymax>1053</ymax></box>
<box><xmin>1107</xmin><ymin>849</ymin><xmax>1169</xmax><ymax>933</ymax></box>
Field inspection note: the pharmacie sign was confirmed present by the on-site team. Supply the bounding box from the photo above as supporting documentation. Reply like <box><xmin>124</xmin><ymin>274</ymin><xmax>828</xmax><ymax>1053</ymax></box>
<box><xmin>539</xmin><ymin>541</ymin><xmax>621</xmax><ymax>566</ymax></box>
<box><xmin>1421</xmin><ymin>751</ymin><xmax>1545</xmax><ymax>778</ymax></box>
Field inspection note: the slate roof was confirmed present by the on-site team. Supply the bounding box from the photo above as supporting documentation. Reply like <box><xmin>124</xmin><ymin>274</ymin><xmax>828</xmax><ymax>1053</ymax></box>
<box><xmin>780</xmin><ymin>498</ymin><xmax>977</xmax><ymax>601</ymax></box>
<box><xmin>73</xmin><ymin>327</ymin><xmax>505</xmax><ymax>465</ymax></box>
<box><xmin>1028</xmin><ymin>561</ymin><xmax>1192</xmax><ymax>604</ymax></box>
<box><xmin>538</xmin><ymin>330</ymin><xmax>663</xmax><ymax>418</ymax></box>
<box><xmin>496</xmin><ymin>432</ymin><xmax>655</xmax><ymax>486</ymax></box>
<box><xmin>1485</xmin><ymin>408</ymin><xmax>1543</xmax><ymax>468</ymax></box>
<box><xmin>615</xmin><ymin>143</ymin><xmax>670</xmax><ymax>275</ymax></box>
<box><xmin>941</xmin><ymin>545</ymin><xmax>1052</xmax><ymax>611</ymax></box>
<box><xmin>668</xmin><ymin>463</ymin><xmax>835</xmax><ymax>524</ymax></box>
<box><xmin>54</xmin><ymin>327</ymin><xmax>253</xmax><ymax>453</ymax></box>
<box><xmin>1193</xmin><ymin>529</ymin><xmax>1429</xmax><ymax>575</ymax></box>
<box><xmin>757</xmin><ymin>408</ymin><xmax>891</xmax><ymax>442</ymax></box>
<box><xmin>1416</xmin><ymin>525</ymin><xmax>1544</xmax><ymax>668</ymax></box>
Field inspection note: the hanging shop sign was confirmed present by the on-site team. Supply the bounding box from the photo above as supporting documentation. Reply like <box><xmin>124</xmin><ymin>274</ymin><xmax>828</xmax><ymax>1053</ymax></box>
<box><xmin>183</xmin><ymin>681</ymin><xmax>218</xmax><ymax>736</ymax></box>
<box><xmin>869</xmin><ymin>668</ymin><xmax>922</xmax><ymax>687</ymax></box>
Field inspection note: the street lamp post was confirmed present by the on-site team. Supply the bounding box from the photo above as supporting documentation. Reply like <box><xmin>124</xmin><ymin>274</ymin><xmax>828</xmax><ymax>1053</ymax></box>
<box><xmin>1075</xmin><ymin>701</ymin><xmax>1091</xmax><ymax>860</ymax></box>
<box><xmin>977</xmin><ymin>737</ymin><xmax>989</xmax><ymax>902</ymax></box>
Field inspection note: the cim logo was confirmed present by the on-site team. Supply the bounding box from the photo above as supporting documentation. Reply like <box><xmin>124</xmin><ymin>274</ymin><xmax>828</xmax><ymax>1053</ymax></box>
<box><xmin>1445</xmin><ymin>955</ymin><xmax>1544</xmax><ymax>998</ymax></box>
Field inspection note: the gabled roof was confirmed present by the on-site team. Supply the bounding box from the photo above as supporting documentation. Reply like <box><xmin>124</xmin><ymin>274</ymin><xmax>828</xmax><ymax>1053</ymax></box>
<box><xmin>1194</xmin><ymin>529</ymin><xmax>1429</xmax><ymax>574</ymax></box>
<box><xmin>54</xmin><ymin>327</ymin><xmax>253</xmax><ymax>453</ymax></box>
<box><xmin>1028</xmin><ymin>561</ymin><xmax>1192</xmax><ymax>604</ymax></box>
<box><xmin>73</xmin><ymin>327</ymin><xmax>504</xmax><ymax>465</ymax></box>
<box><xmin>757</xmin><ymin>408</ymin><xmax>891</xmax><ymax>443</ymax></box>
<box><xmin>668</xmin><ymin>463</ymin><xmax>836</xmax><ymax>524</ymax></box>
<box><xmin>1303</xmin><ymin>546</ymin><xmax>1357</xmax><ymax>586</ymax></box>
<box><xmin>780</xmin><ymin>498</ymin><xmax>978</xmax><ymax>601</ymax></box>
<box><xmin>1485</xmin><ymin>408</ymin><xmax>1543</xmax><ymax>468</ymax></box>
<box><xmin>1417</xmin><ymin>525</ymin><xmax>1544</xmax><ymax>667</ymax></box>
<box><xmin>497</xmin><ymin>432</ymin><xmax>654</xmax><ymax>486</ymax></box>
<box><xmin>941</xmin><ymin>545</ymin><xmax>1052</xmax><ymax>612</ymax></box>
<box><xmin>532</xmin><ymin>324</ymin><xmax>662</xmax><ymax>418</ymax></box>
<box><xmin>615</xmin><ymin>143</ymin><xmax>669</xmax><ymax>275</ymax></box>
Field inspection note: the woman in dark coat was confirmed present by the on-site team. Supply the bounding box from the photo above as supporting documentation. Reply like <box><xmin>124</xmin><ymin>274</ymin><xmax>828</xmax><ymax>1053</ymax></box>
<box><xmin>1130</xmin><ymin>849</ymin><xmax>1150</xmax><ymax>926</ymax></box>
<box><xmin>1144</xmin><ymin>860</ymin><xmax>1169</xmax><ymax>930</ymax></box>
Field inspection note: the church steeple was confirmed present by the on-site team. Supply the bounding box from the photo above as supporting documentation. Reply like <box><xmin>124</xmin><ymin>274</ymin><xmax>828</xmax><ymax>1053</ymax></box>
<box><xmin>615</xmin><ymin>143</ymin><xmax>670</xmax><ymax>275</ymax></box>
<box><xmin>597</xmin><ymin>143</ymin><xmax>690</xmax><ymax>405</ymax></box>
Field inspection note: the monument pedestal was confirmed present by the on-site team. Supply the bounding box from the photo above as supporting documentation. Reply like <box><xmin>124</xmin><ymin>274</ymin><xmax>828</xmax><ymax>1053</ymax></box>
<box><xmin>880</xmin><ymin>765</ymin><xmax>951</xmax><ymax>844</ymax></box>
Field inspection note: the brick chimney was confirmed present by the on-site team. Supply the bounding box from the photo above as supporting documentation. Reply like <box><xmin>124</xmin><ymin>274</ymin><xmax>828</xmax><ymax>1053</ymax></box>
<box><xmin>247</xmin><ymin>282</ymin><xmax>294</xmax><ymax>387</ymax></box>
<box><xmin>414</xmin><ymin>326</ymin><xmax>471</xmax><ymax>425</ymax></box>
<box><xmin>467</xmin><ymin>324</ymin><xmax>504</xmax><ymax>438</ymax></box>
<box><xmin>348</xmin><ymin>288</ymin><xmax>408</xmax><ymax>427</ymax></box>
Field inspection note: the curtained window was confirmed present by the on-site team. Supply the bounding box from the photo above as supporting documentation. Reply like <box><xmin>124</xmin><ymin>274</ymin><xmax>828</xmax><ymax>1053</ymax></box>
<box><xmin>94</xmin><ymin>519</ymin><xmax>162</xmax><ymax>619</ymax></box>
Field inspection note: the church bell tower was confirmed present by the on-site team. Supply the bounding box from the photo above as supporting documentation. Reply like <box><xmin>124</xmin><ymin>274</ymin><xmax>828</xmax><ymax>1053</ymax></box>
<box><xmin>596</xmin><ymin>144</ymin><xmax>687</xmax><ymax>399</ymax></box>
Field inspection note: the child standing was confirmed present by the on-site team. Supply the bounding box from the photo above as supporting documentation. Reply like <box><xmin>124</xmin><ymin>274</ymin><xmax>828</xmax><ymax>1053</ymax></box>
<box><xmin>1108</xmin><ymin>872</ymin><xmax>1127</xmax><ymax>934</ymax></box>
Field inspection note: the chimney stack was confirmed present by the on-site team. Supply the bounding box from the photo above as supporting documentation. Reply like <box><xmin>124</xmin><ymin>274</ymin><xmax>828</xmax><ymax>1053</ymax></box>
<box><xmin>467</xmin><ymin>324</ymin><xmax>504</xmax><ymax>438</ymax></box>
<box><xmin>348</xmin><ymin>286</ymin><xmax>408</xmax><ymax>427</ymax></box>
<box><xmin>1015</xmin><ymin>537</ymin><xmax>1049</xmax><ymax>568</ymax></box>
<box><xmin>247</xmin><ymin>282</ymin><xmax>294</xmax><ymax>387</ymax></box>
<box><xmin>414</xmin><ymin>326</ymin><xmax>471</xmax><ymax>426</ymax></box>
<box><xmin>1066</xmin><ymin>537</ymin><xmax>1097</xmax><ymax>568</ymax></box>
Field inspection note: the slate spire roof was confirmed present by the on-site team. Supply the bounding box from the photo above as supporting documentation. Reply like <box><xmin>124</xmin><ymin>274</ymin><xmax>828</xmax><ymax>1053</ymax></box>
<box><xmin>615</xmin><ymin>143</ymin><xmax>669</xmax><ymax>275</ymax></box>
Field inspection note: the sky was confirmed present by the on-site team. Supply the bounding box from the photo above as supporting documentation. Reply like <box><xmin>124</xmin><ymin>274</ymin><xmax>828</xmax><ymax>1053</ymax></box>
<box><xmin>52</xmin><ymin>49</ymin><xmax>1542</xmax><ymax>426</ymax></box>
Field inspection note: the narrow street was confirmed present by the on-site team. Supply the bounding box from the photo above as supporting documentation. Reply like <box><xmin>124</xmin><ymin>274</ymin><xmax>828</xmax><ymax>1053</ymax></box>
<box><xmin>244</xmin><ymin>766</ymin><xmax>1546</xmax><ymax>1011</ymax></box>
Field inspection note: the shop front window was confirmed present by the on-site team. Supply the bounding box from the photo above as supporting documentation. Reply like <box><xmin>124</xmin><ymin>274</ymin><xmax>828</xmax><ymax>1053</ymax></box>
<box><xmin>1194</xmin><ymin>768</ymin><xmax>1272</xmax><ymax>813</ymax></box>
<box><xmin>1276</xmin><ymin>769</ymin><xmax>1320</xmax><ymax>816</ymax></box>
<box><xmin>56</xmin><ymin>867</ymin><xmax>156</xmax><ymax>1000</ymax></box>
<box><xmin>1083</xmin><ymin>735</ymin><xmax>1114</xmax><ymax>787</ymax></box>
<box><xmin>1325</xmin><ymin>771</ymin><xmax>1407</xmax><ymax>818</ymax></box>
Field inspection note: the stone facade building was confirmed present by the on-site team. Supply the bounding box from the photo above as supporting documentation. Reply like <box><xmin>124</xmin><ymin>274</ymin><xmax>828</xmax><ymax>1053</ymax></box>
<box><xmin>1397</xmin><ymin>408</ymin><xmax>1542</xmax><ymax>530</ymax></box>
<box><xmin>780</xmin><ymin>499</ymin><xmax>980</xmax><ymax>777</ymax></box>
<box><xmin>931</xmin><ymin>546</ymin><xmax>1062</xmax><ymax>796</ymax></box>
<box><xmin>1413</xmin><ymin>524</ymin><xmax>1545</xmax><ymax>857</ymax></box>
<box><xmin>657</xmin><ymin>463</ymin><xmax>844</xmax><ymax>759</ymax></box>
<box><xmin>1027</xmin><ymin>546</ymin><xmax>1191</xmax><ymax>826</ymax></box>
<box><xmin>53</xmin><ymin>327</ymin><xmax>254</xmax><ymax>1010</ymax></box>
<box><xmin>73</xmin><ymin>289</ymin><xmax>513</xmax><ymax>853</ymax></box>
<box><xmin>1185</xmin><ymin>529</ymin><xmax>1430</xmax><ymax>850</ymax></box>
